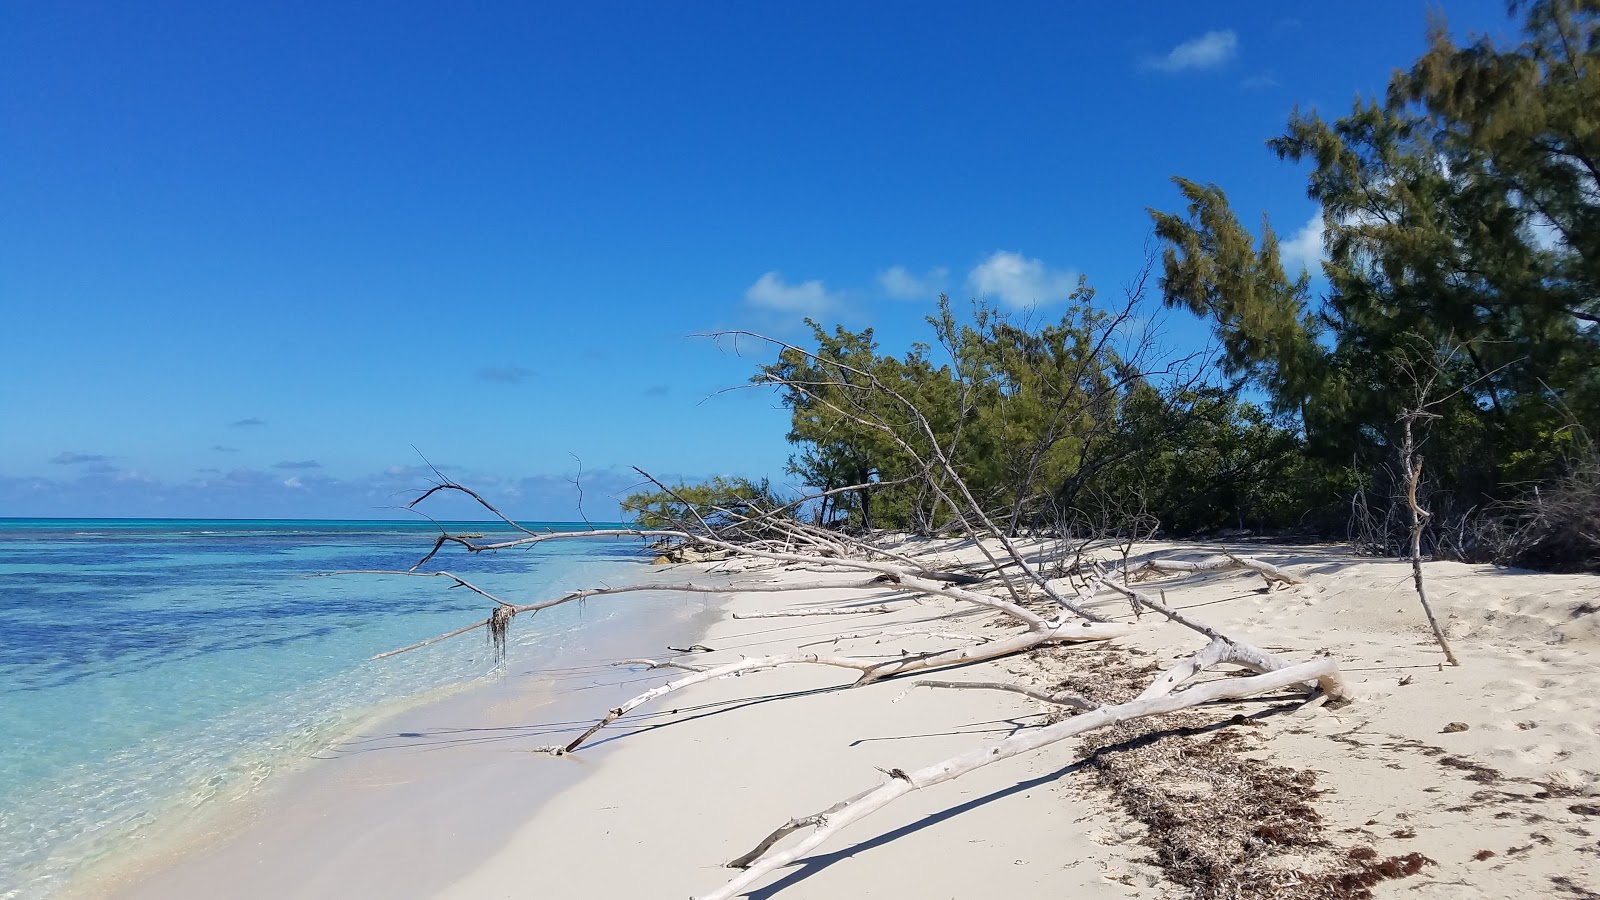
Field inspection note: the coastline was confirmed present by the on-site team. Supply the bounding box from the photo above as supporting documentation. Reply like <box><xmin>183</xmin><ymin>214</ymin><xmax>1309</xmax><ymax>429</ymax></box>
<box><xmin>71</xmin><ymin>564</ymin><xmax>725</xmax><ymax>900</ymax></box>
<box><xmin>428</xmin><ymin>540</ymin><xmax>1600</xmax><ymax>899</ymax></box>
<box><xmin>0</xmin><ymin>518</ymin><xmax>661</xmax><ymax>900</ymax></box>
<box><xmin>64</xmin><ymin>539</ymin><xmax>1600</xmax><ymax>899</ymax></box>
<box><xmin>431</xmin><ymin>551</ymin><xmax>1144</xmax><ymax>899</ymax></box>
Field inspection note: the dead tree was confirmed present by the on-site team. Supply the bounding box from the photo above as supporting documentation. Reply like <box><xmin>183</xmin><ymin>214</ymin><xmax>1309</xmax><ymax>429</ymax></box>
<box><xmin>1389</xmin><ymin>337</ymin><xmax>1478</xmax><ymax>666</ymax></box>
<box><xmin>1397</xmin><ymin>408</ymin><xmax>1461</xmax><ymax>665</ymax></box>
<box><xmin>1138</xmin><ymin>552</ymin><xmax>1305</xmax><ymax>590</ymax></box>
<box><xmin>338</xmin><ymin>328</ymin><xmax>1352</xmax><ymax>900</ymax></box>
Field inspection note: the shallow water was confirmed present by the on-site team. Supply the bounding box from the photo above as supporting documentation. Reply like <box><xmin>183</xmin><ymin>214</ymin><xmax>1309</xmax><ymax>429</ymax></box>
<box><xmin>0</xmin><ymin>518</ymin><xmax>649</xmax><ymax>900</ymax></box>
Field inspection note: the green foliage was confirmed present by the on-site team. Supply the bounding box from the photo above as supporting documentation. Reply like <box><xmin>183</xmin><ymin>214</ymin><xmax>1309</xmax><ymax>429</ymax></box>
<box><xmin>1087</xmin><ymin>388</ymin><xmax>1348</xmax><ymax>536</ymax></box>
<box><xmin>762</xmin><ymin>294</ymin><xmax>1316</xmax><ymax>537</ymax></box>
<box><xmin>1149</xmin><ymin>179</ymin><xmax>1324</xmax><ymax>412</ymax></box>
<box><xmin>747</xmin><ymin>1</ymin><xmax>1598</xmax><ymax>566</ymax></box>
<box><xmin>759</xmin><ymin>319</ymin><xmax>960</xmax><ymax>532</ymax></box>
<box><xmin>620</xmin><ymin>476</ymin><xmax>785</xmax><ymax>532</ymax></box>
<box><xmin>1151</xmin><ymin>0</ymin><xmax>1600</xmax><ymax>537</ymax></box>
<box><xmin>938</xmin><ymin>285</ymin><xmax>1124</xmax><ymax>528</ymax></box>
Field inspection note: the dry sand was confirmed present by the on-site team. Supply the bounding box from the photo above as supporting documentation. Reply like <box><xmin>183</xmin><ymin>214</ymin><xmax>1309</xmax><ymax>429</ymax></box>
<box><xmin>434</xmin><ymin>540</ymin><xmax>1600</xmax><ymax>899</ymax></box>
<box><xmin>90</xmin><ymin>540</ymin><xmax>1600</xmax><ymax>899</ymax></box>
<box><xmin>81</xmin><ymin>594</ymin><xmax>717</xmax><ymax>900</ymax></box>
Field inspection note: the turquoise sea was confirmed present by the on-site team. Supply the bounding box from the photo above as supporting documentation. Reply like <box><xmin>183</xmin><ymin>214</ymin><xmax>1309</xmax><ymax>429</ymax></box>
<box><xmin>0</xmin><ymin>518</ymin><xmax>650</xmax><ymax>900</ymax></box>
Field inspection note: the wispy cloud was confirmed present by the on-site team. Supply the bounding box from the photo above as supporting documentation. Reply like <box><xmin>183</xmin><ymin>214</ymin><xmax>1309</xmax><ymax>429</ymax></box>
<box><xmin>1280</xmin><ymin>210</ymin><xmax>1326</xmax><ymax>275</ymax></box>
<box><xmin>1146</xmin><ymin>30</ymin><xmax>1238</xmax><ymax>73</ymax></box>
<box><xmin>229</xmin><ymin>417</ymin><xmax>266</xmax><ymax>428</ymax></box>
<box><xmin>52</xmin><ymin>451</ymin><xmax>109</xmax><ymax>465</ymax></box>
<box><xmin>0</xmin><ymin>463</ymin><xmax>647</xmax><ymax>520</ymax></box>
<box><xmin>643</xmin><ymin>384</ymin><xmax>671</xmax><ymax>398</ymax></box>
<box><xmin>272</xmin><ymin>460</ymin><xmax>322</xmax><ymax>470</ymax></box>
<box><xmin>967</xmin><ymin>251</ymin><xmax>1079</xmax><ymax>307</ymax></box>
<box><xmin>477</xmin><ymin>365</ymin><xmax>535</xmax><ymax>384</ymax></box>
<box><xmin>877</xmin><ymin>265</ymin><xmax>950</xmax><ymax>300</ymax></box>
<box><xmin>1240</xmin><ymin>72</ymin><xmax>1279</xmax><ymax>90</ymax></box>
<box><xmin>744</xmin><ymin>272</ymin><xmax>839</xmax><ymax>314</ymax></box>
<box><xmin>210</xmin><ymin>445</ymin><xmax>239</xmax><ymax>453</ymax></box>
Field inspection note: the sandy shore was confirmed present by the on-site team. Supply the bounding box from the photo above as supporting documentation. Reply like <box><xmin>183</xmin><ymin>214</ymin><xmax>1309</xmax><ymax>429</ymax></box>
<box><xmin>80</xmin><ymin>584</ymin><xmax>721</xmax><ymax>900</ymax></box>
<box><xmin>433</xmin><ymin>540</ymin><xmax>1600</xmax><ymax>899</ymax></box>
<box><xmin>85</xmin><ymin>539</ymin><xmax>1600</xmax><ymax>899</ymax></box>
<box><xmin>436</xmin><ymin>559</ymin><xmax>1145</xmax><ymax>899</ymax></box>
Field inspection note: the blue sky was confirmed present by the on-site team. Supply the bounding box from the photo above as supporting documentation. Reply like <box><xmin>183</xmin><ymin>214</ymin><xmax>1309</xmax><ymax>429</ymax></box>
<box><xmin>1</xmin><ymin>1</ymin><xmax>1517</xmax><ymax>519</ymax></box>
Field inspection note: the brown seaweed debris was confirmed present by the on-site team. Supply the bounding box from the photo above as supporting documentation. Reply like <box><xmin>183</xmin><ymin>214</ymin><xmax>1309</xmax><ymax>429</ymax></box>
<box><xmin>1044</xmin><ymin>645</ymin><xmax>1434</xmax><ymax>900</ymax></box>
<box><xmin>1439</xmin><ymin>754</ymin><xmax>1503</xmax><ymax>784</ymax></box>
<box><xmin>487</xmin><ymin>604</ymin><xmax>514</xmax><ymax>659</ymax></box>
<box><xmin>1322</xmin><ymin>852</ymin><xmax>1435</xmax><ymax>896</ymax></box>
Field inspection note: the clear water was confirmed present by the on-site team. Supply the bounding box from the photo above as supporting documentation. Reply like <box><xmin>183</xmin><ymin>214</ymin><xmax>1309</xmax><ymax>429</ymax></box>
<box><xmin>0</xmin><ymin>518</ymin><xmax>650</xmax><ymax>900</ymax></box>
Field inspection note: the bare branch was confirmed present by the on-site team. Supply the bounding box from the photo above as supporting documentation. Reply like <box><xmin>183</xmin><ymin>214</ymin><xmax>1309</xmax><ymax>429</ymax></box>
<box><xmin>559</xmin><ymin>619</ymin><xmax>1134</xmax><ymax>753</ymax></box>
<box><xmin>731</xmin><ymin>605</ymin><xmax>896</xmax><ymax>619</ymax></box>
<box><xmin>704</xmin><ymin>657</ymin><xmax>1341</xmax><ymax>899</ymax></box>
<box><xmin>915</xmin><ymin>679</ymin><xmax>1099</xmax><ymax>711</ymax></box>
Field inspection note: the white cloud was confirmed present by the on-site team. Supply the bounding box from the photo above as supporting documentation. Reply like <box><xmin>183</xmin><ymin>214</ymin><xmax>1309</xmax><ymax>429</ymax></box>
<box><xmin>877</xmin><ymin>265</ymin><xmax>950</xmax><ymax>300</ymax></box>
<box><xmin>1280</xmin><ymin>210</ymin><xmax>1326</xmax><ymax>275</ymax></box>
<box><xmin>1147</xmin><ymin>30</ymin><xmax>1238</xmax><ymax>73</ymax></box>
<box><xmin>744</xmin><ymin>272</ymin><xmax>839</xmax><ymax>314</ymax></box>
<box><xmin>967</xmin><ymin>251</ymin><xmax>1079</xmax><ymax>307</ymax></box>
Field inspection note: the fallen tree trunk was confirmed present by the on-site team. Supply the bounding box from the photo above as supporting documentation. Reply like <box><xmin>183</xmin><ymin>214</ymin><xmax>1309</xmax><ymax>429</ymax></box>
<box><xmin>357</xmin><ymin>335</ymin><xmax>1356</xmax><ymax>900</ymax></box>
<box><xmin>702</xmin><ymin>657</ymin><xmax>1342</xmax><ymax>900</ymax></box>
<box><xmin>557</xmin><ymin>618</ymin><xmax>1136</xmax><ymax>753</ymax></box>
<box><xmin>1138</xmin><ymin>553</ymin><xmax>1305</xmax><ymax>589</ymax></box>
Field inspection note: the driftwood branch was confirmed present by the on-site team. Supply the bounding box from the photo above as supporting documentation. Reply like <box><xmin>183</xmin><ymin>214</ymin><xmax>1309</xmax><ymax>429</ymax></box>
<box><xmin>356</xmin><ymin>324</ymin><xmax>1357</xmax><ymax>899</ymax></box>
<box><xmin>731</xmin><ymin>605</ymin><xmax>895</xmax><ymax>619</ymax></box>
<box><xmin>1138</xmin><ymin>553</ymin><xmax>1305</xmax><ymax>589</ymax></box>
<box><xmin>1399</xmin><ymin>414</ymin><xmax>1461</xmax><ymax>665</ymax></box>
<box><xmin>914</xmin><ymin>679</ymin><xmax>1099</xmax><ymax>711</ymax></box>
<box><xmin>559</xmin><ymin>618</ymin><xmax>1136</xmax><ymax>753</ymax></box>
<box><xmin>354</xmin><ymin>575</ymin><xmax>885</xmax><ymax>659</ymax></box>
<box><xmin>1096</xmin><ymin>572</ymin><xmax>1345</xmax><ymax>698</ymax></box>
<box><xmin>798</xmin><ymin>627</ymin><xmax>985</xmax><ymax>648</ymax></box>
<box><xmin>705</xmin><ymin>657</ymin><xmax>1341</xmax><ymax>900</ymax></box>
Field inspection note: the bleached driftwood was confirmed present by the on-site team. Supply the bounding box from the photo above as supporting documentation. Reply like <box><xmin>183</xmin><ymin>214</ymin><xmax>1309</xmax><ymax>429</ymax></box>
<box><xmin>1398</xmin><ymin>409</ymin><xmax>1461</xmax><ymax>666</ymax></box>
<box><xmin>1139</xmin><ymin>553</ymin><xmax>1305</xmax><ymax>589</ymax></box>
<box><xmin>701</xmin><ymin>656</ymin><xmax>1342</xmax><ymax>900</ymax></box>
<box><xmin>1095</xmin><ymin>569</ymin><xmax>1345</xmax><ymax>698</ymax></box>
<box><xmin>914</xmin><ymin>679</ymin><xmax>1099</xmax><ymax>711</ymax></box>
<box><xmin>731</xmin><ymin>605</ymin><xmax>895</xmax><ymax>619</ymax></box>
<box><xmin>354</xmin><ymin>323</ymin><xmax>1354</xmax><ymax>900</ymax></box>
<box><xmin>349</xmin><ymin>480</ymin><xmax>1141</xmax><ymax>757</ymax></box>
<box><xmin>558</xmin><ymin>618</ymin><xmax>1135</xmax><ymax>753</ymax></box>
<box><xmin>337</xmin><ymin>573</ymin><xmax>893</xmax><ymax>660</ymax></box>
<box><xmin>799</xmin><ymin>627</ymin><xmax>986</xmax><ymax>648</ymax></box>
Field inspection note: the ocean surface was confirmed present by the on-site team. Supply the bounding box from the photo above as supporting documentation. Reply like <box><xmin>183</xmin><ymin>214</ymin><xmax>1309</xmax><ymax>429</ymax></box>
<box><xmin>0</xmin><ymin>518</ymin><xmax>653</xmax><ymax>900</ymax></box>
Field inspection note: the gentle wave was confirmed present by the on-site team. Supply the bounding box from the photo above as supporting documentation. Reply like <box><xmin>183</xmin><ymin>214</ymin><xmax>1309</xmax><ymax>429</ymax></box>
<box><xmin>0</xmin><ymin>520</ymin><xmax>649</xmax><ymax>900</ymax></box>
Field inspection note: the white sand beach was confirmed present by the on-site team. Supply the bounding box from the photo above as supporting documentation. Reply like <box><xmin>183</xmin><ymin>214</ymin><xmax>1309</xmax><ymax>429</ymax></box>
<box><xmin>88</xmin><ymin>539</ymin><xmax>1600</xmax><ymax>899</ymax></box>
